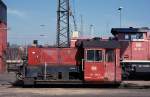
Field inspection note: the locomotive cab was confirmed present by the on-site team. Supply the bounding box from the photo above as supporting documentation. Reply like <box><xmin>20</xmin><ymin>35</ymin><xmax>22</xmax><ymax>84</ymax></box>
<box><xmin>80</xmin><ymin>39</ymin><xmax>121</xmax><ymax>84</ymax></box>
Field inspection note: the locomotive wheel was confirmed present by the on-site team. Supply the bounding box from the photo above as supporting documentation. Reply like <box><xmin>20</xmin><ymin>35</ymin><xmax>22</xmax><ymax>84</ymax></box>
<box><xmin>16</xmin><ymin>73</ymin><xmax>23</xmax><ymax>80</ymax></box>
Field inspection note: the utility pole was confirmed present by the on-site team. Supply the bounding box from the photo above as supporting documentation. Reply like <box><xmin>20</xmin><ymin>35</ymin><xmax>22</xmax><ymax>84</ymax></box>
<box><xmin>89</xmin><ymin>24</ymin><xmax>94</xmax><ymax>37</ymax></box>
<box><xmin>57</xmin><ymin>0</ymin><xmax>70</xmax><ymax>47</ymax></box>
<box><xmin>118</xmin><ymin>7</ymin><xmax>123</xmax><ymax>28</ymax></box>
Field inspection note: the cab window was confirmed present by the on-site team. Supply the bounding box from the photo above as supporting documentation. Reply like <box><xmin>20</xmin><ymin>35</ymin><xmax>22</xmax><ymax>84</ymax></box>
<box><xmin>86</xmin><ymin>50</ymin><xmax>103</xmax><ymax>61</ymax></box>
<box><xmin>131</xmin><ymin>33</ymin><xmax>143</xmax><ymax>40</ymax></box>
<box><xmin>87</xmin><ymin>50</ymin><xmax>94</xmax><ymax>61</ymax></box>
<box><xmin>125</xmin><ymin>34</ymin><xmax>130</xmax><ymax>40</ymax></box>
<box><xmin>136</xmin><ymin>33</ymin><xmax>143</xmax><ymax>39</ymax></box>
<box><xmin>125</xmin><ymin>33</ymin><xmax>143</xmax><ymax>40</ymax></box>
<box><xmin>131</xmin><ymin>34</ymin><xmax>137</xmax><ymax>40</ymax></box>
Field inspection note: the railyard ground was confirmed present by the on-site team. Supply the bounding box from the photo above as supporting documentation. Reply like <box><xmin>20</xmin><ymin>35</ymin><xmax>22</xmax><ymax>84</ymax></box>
<box><xmin>0</xmin><ymin>73</ymin><xmax>150</xmax><ymax>97</ymax></box>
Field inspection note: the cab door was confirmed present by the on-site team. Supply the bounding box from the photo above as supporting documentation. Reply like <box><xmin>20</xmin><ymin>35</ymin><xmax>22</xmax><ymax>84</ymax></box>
<box><xmin>105</xmin><ymin>49</ymin><xmax>116</xmax><ymax>81</ymax></box>
<box><xmin>84</xmin><ymin>49</ymin><xmax>105</xmax><ymax>81</ymax></box>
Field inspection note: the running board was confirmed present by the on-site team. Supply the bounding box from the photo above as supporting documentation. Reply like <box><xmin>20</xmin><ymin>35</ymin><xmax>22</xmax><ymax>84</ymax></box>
<box><xmin>35</xmin><ymin>80</ymin><xmax>83</xmax><ymax>85</ymax></box>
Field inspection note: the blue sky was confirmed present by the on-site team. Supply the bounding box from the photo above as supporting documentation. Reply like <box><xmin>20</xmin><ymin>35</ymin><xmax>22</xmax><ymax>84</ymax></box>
<box><xmin>3</xmin><ymin>0</ymin><xmax>150</xmax><ymax>45</ymax></box>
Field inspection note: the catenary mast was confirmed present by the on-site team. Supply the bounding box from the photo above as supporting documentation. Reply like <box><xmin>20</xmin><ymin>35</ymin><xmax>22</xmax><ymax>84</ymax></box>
<box><xmin>57</xmin><ymin>0</ymin><xmax>70</xmax><ymax>47</ymax></box>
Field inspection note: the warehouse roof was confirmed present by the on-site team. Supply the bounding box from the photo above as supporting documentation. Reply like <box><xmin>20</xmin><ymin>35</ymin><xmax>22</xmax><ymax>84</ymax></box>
<box><xmin>0</xmin><ymin>0</ymin><xmax>6</xmax><ymax>9</ymax></box>
<box><xmin>0</xmin><ymin>0</ymin><xmax>7</xmax><ymax>24</ymax></box>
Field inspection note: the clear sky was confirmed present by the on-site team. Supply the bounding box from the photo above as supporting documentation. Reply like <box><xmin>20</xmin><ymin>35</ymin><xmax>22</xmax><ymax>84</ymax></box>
<box><xmin>3</xmin><ymin>0</ymin><xmax>150</xmax><ymax>45</ymax></box>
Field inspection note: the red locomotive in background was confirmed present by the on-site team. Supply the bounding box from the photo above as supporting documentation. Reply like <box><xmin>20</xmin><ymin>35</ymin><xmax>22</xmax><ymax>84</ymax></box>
<box><xmin>112</xmin><ymin>27</ymin><xmax>150</xmax><ymax>79</ymax></box>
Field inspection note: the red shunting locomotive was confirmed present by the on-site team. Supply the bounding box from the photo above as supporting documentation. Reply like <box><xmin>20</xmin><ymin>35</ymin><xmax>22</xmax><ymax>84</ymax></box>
<box><xmin>20</xmin><ymin>38</ymin><xmax>121</xmax><ymax>85</ymax></box>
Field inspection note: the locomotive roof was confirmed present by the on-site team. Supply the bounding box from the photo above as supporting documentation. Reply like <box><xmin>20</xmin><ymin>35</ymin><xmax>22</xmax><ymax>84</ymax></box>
<box><xmin>111</xmin><ymin>27</ymin><xmax>150</xmax><ymax>35</ymax></box>
<box><xmin>77</xmin><ymin>39</ymin><xmax>120</xmax><ymax>49</ymax></box>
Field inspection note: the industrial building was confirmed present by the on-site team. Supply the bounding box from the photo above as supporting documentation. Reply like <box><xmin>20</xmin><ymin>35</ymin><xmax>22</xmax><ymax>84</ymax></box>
<box><xmin>0</xmin><ymin>0</ymin><xmax>7</xmax><ymax>73</ymax></box>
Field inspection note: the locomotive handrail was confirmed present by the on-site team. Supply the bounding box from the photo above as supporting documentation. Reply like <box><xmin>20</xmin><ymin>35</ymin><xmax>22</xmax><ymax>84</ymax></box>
<box><xmin>121</xmin><ymin>60</ymin><xmax>150</xmax><ymax>63</ymax></box>
<box><xmin>6</xmin><ymin>60</ymin><xmax>23</xmax><ymax>64</ymax></box>
<box><xmin>81</xmin><ymin>59</ymin><xmax>85</xmax><ymax>71</ymax></box>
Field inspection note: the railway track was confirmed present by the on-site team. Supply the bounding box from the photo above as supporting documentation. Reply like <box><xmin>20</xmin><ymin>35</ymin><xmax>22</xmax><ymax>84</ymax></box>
<box><xmin>1</xmin><ymin>73</ymin><xmax>150</xmax><ymax>89</ymax></box>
